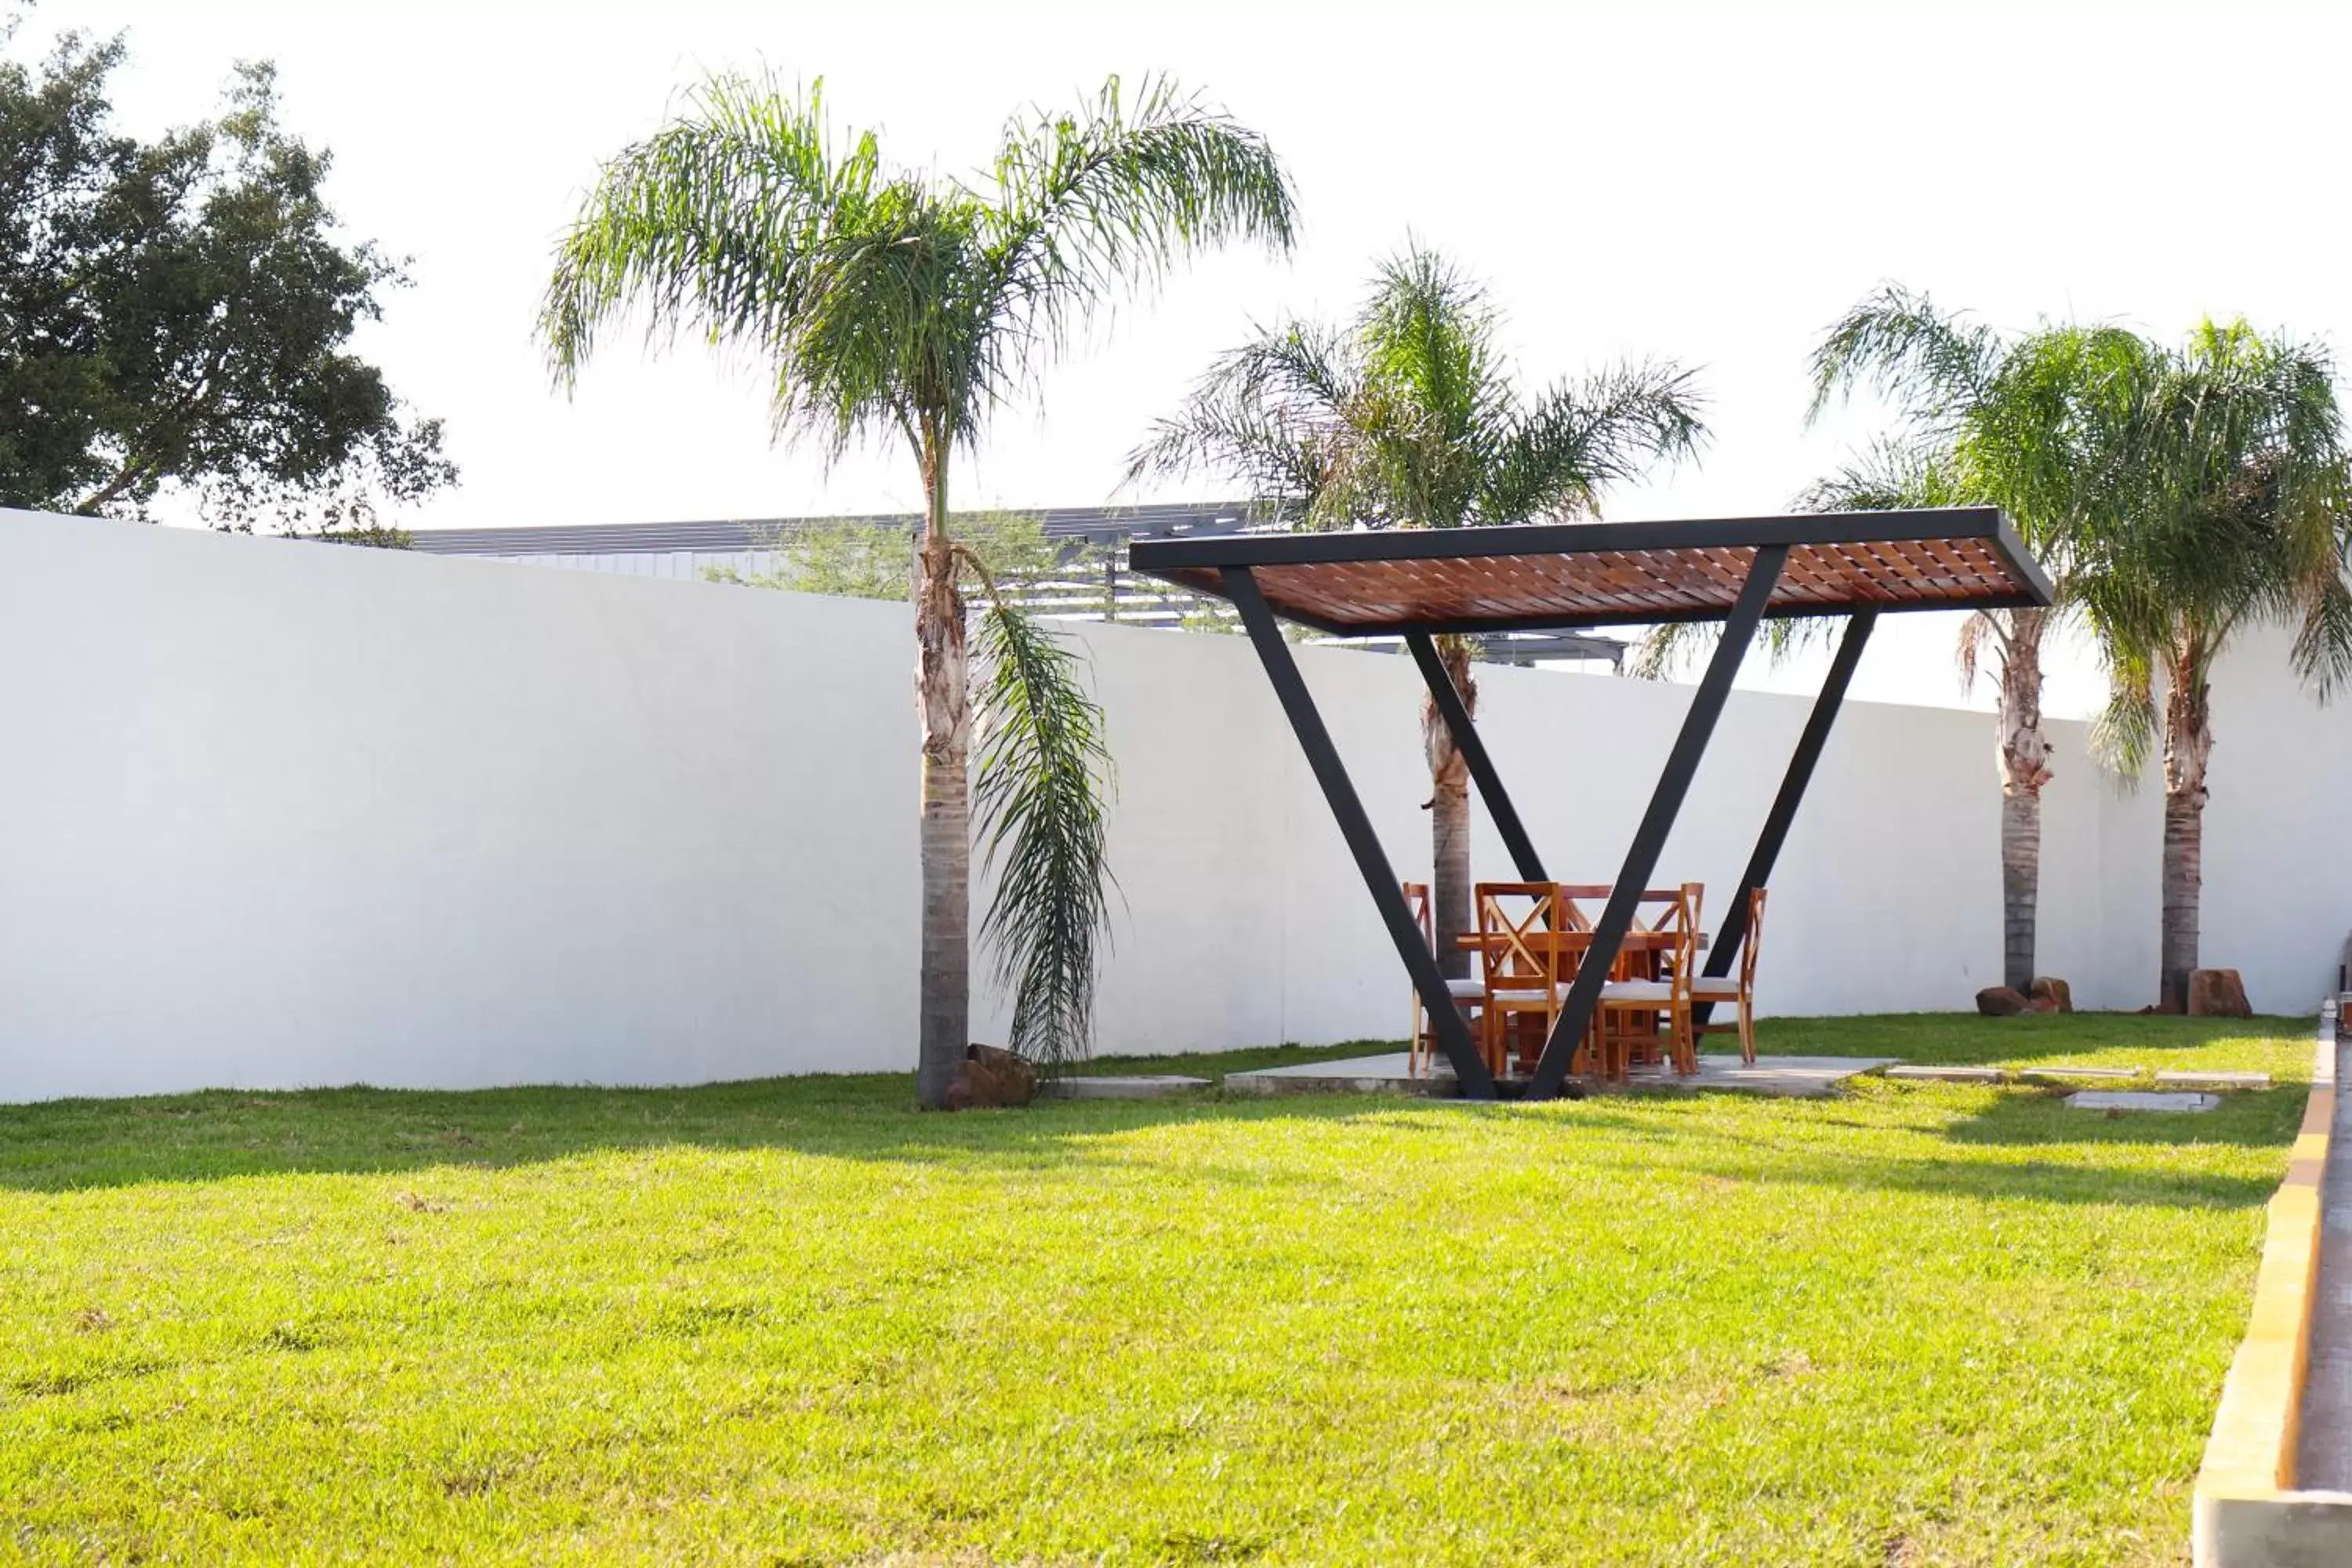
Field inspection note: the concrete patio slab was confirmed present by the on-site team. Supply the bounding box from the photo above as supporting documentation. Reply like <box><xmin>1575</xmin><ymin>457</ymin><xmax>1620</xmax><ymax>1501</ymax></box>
<box><xmin>2156</xmin><ymin>1070</ymin><xmax>2274</xmax><ymax>1091</ymax></box>
<box><xmin>1045</xmin><ymin>1075</ymin><xmax>1210</xmax><ymax>1100</ymax></box>
<box><xmin>1886</xmin><ymin>1065</ymin><xmax>2005</xmax><ymax>1083</ymax></box>
<box><xmin>2067</xmin><ymin>1089</ymin><xmax>2219</xmax><ymax>1113</ymax></box>
<box><xmin>1222</xmin><ymin>1052</ymin><xmax>1894</xmax><ymax>1100</ymax></box>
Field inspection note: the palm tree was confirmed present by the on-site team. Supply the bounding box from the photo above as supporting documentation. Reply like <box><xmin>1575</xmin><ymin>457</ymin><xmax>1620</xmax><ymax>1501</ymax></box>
<box><xmin>2079</xmin><ymin>320</ymin><xmax>2352</xmax><ymax>1011</ymax></box>
<box><xmin>1807</xmin><ymin>288</ymin><xmax>2141</xmax><ymax>993</ymax></box>
<box><xmin>1128</xmin><ymin>245</ymin><xmax>1704</xmax><ymax>978</ymax></box>
<box><xmin>542</xmin><ymin>74</ymin><xmax>1297</xmax><ymax>1106</ymax></box>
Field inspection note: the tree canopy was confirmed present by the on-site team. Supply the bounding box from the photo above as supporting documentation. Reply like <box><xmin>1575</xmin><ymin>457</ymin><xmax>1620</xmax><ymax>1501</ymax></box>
<box><xmin>0</xmin><ymin>28</ymin><xmax>452</xmax><ymax>529</ymax></box>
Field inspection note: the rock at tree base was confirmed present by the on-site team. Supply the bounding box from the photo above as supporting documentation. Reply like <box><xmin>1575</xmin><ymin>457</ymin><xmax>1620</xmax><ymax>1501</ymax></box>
<box><xmin>2024</xmin><ymin>996</ymin><xmax>2062</xmax><ymax>1014</ymax></box>
<box><xmin>2027</xmin><ymin>977</ymin><xmax>2074</xmax><ymax>1014</ymax></box>
<box><xmin>943</xmin><ymin>1044</ymin><xmax>1039</xmax><ymax>1109</ymax></box>
<box><xmin>1976</xmin><ymin>985</ymin><xmax>2031</xmax><ymax>1017</ymax></box>
<box><xmin>2187</xmin><ymin>969</ymin><xmax>2252</xmax><ymax>1019</ymax></box>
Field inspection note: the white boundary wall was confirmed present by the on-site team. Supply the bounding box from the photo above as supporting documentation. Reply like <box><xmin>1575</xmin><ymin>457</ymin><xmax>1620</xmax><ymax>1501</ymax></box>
<box><xmin>0</xmin><ymin>510</ymin><xmax>2343</xmax><ymax>1102</ymax></box>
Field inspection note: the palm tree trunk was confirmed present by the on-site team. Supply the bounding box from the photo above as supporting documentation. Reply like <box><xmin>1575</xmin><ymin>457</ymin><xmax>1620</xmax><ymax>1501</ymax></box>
<box><xmin>1423</xmin><ymin>634</ymin><xmax>1476</xmax><ymax>981</ymax></box>
<box><xmin>1994</xmin><ymin>609</ymin><xmax>2052</xmax><ymax>994</ymax></box>
<box><xmin>2158</xmin><ymin>639</ymin><xmax>2212</xmax><ymax>1013</ymax></box>
<box><xmin>914</xmin><ymin>451</ymin><xmax>971</xmax><ymax>1109</ymax></box>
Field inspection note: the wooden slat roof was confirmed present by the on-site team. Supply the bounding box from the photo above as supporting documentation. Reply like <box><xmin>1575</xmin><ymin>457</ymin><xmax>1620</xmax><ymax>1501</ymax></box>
<box><xmin>1126</xmin><ymin>508</ymin><xmax>2051</xmax><ymax>633</ymax></box>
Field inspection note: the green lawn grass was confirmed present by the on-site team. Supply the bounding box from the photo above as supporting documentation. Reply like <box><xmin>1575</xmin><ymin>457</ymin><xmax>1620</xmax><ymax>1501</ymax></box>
<box><xmin>0</xmin><ymin>1013</ymin><xmax>2316</xmax><ymax>1565</ymax></box>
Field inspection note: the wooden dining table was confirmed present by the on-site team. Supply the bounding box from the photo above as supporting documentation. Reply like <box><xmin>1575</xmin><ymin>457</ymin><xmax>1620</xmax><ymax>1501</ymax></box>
<box><xmin>1454</xmin><ymin>928</ymin><xmax>1709</xmax><ymax>1072</ymax></box>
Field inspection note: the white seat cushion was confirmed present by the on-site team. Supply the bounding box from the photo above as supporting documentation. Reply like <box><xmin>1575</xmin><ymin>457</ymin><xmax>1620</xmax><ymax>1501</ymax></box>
<box><xmin>1599</xmin><ymin>981</ymin><xmax>1675</xmax><ymax>1004</ymax></box>
<box><xmin>1446</xmin><ymin>978</ymin><xmax>1486</xmax><ymax>999</ymax></box>
<box><xmin>1688</xmin><ymin>977</ymin><xmax>1741</xmax><ymax>999</ymax></box>
<box><xmin>1489</xmin><ymin>982</ymin><xmax>1571</xmax><ymax>1003</ymax></box>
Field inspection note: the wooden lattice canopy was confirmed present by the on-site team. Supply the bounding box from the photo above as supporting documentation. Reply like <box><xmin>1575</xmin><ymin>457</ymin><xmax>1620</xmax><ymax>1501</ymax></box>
<box><xmin>1127</xmin><ymin>508</ymin><xmax>2051</xmax><ymax>633</ymax></box>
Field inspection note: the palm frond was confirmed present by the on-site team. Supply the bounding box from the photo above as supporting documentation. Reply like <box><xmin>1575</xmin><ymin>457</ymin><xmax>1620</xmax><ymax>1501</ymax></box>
<box><xmin>1806</xmin><ymin>282</ymin><xmax>1998</xmax><ymax>429</ymax></box>
<box><xmin>985</xmin><ymin>74</ymin><xmax>1298</xmax><ymax>377</ymax></box>
<box><xmin>1122</xmin><ymin>321</ymin><xmax>1354</xmax><ymax>512</ymax></box>
<box><xmin>1486</xmin><ymin>359</ymin><xmax>1707</xmax><ymax>522</ymax></box>
<box><xmin>971</xmin><ymin>595</ymin><xmax>1118</xmax><ymax>1070</ymax></box>
<box><xmin>2089</xmin><ymin>649</ymin><xmax>2159</xmax><ymax>780</ymax></box>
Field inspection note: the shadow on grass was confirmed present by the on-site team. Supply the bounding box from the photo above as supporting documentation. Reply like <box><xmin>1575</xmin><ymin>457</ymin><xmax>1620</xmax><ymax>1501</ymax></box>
<box><xmin>0</xmin><ymin>1048</ymin><xmax>2300</xmax><ymax>1214</ymax></box>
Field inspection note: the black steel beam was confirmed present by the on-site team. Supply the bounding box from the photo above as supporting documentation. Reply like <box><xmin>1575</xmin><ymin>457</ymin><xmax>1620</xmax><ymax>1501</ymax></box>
<box><xmin>1692</xmin><ymin>609</ymin><xmax>1877</xmax><ymax>1029</ymax></box>
<box><xmin>1225</xmin><ymin>568</ymin><xmax>1500</xmax><ymax>1098</ymax></box>
<box><xmin>1405</xmin><ymin>632</ymin><xmax>1547</xmax><ymax>883</ymax></box>
<box><xmin>1525</xmin><ymin>546</ymin><xmax>1791</xmax><ymax>1099</ymax></box>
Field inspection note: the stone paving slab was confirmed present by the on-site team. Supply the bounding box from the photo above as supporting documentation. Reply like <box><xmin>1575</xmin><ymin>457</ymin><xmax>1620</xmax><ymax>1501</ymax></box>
<box><xmin>1044</xmin><ymin>1075</ymin><xmax>1210</xmax><ymax>1100</ymax></box>
<box><xmin>1222</xmin><ymin>1051</ymin><xmax>1893</xmax><ymax>1100</ymax></box>
<box><xmin>2154</xmin><ymin>1069</ymin><xmax>2273</xmax><ymax>1091</ymax></box>
<box><xmin>1886</xmin><ymin>1065</ymin><xmax>2005</xmax><ymax>1083</ymax></box>
<box><xmin>2066</xmin><ymin>1089</ymin><xmax>2219</xmax><ymax>1113</ymax></box>
<box><xmin>2020</xmin><ymin>1065</ymin><xmax>2143</xmax><ymax>1081</ymax></box>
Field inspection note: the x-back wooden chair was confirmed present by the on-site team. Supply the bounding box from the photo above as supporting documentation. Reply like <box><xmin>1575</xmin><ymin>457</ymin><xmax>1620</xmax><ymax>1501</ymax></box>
<box><xmin>1477</xmin><ymin>881</ymin><xmax>1571</xmax><ymax>1077</ymax></box>
<box><xmin>1693</xmin><ymin>886</ymin><xmax>1767</xmax><ymax>1064</ymax></box>
<box><xmin>1594</xmin><ymin>882</ymin><xmax>1704</xmax><ymax>1078</ymax></box>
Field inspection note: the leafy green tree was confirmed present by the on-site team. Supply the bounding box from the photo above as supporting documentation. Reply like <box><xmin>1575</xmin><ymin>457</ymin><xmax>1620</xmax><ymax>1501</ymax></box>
<box><xmin>2078</xmin><ymin>320</ymin><xmax>2352</xmax><ymax>1009</ymax></box>
<box><xmin>1129</xmin><ymin>244</ymin><xmax>1703</xmax><ymax>978</ymax></box>
<box><xmin>543</xmin><ymin>74</ymin><xmax>1294</xmax><ymax>1105</ymax></box>
<box><xmin>0</xmin><ymin>29</ymin><xmax>452</xmax><ymax>527</ymax></box>
<box><xmin>1806</xmin><ymin>287</ymin><xmax>2142</xmax><ymax>993</ymax></box>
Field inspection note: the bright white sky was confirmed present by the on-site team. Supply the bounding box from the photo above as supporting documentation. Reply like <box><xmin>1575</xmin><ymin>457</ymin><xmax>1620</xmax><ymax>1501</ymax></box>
<box><xmin>32</xmin><ymin>3</ymin><xmax>2352</xmax><ymax>717</ymax></box>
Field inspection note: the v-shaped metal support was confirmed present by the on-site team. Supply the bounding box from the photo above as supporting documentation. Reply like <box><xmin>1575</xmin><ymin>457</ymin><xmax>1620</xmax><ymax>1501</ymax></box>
<box><xmin>1692</xmin><ymin>608</ymin><xmax>1877</xmax><ymax>1025</ymax></box>
<box><xmin>1226</xmin><ymin>568</ymin><xmax>1499</xmax><ymax>1097</ymax></box>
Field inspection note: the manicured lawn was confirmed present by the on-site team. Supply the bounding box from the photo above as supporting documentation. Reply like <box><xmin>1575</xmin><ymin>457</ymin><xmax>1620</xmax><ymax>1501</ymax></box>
<box><xmin>0</xmin><ymin>1014</ymin><xmax>2314</xmax><ymax>1565</ymax></box>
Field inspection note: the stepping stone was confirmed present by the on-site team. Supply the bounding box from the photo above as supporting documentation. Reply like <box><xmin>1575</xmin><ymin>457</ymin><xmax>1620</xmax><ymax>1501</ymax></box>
<box><xmin>1045</xmin><ymin>1075</ymin><xmax>1210</xmax><ymax>1100</ymax></box>
<box><xmin>2066</xmin><ymin>1090</ymin><xmax>2219</xmax><ymax>1113</ymax></box>
<box><xmin>1886</xmin><ymin>1065</ymin><xmax>2005</xmax><ymax>1083</ymax></box>
<box><xmin>2020</xmin><ymin>1065</ymin><xmax>2143</xmax><ymax>1081</ymax></box>
<box><xmin>2154</xmin><ymin>1070</ymin><xmax>2273</xmax><ymax>1091</ymax></box>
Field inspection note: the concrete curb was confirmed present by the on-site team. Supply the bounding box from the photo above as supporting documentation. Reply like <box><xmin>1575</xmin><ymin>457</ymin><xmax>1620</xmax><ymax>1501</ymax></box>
<box><xmin>2192</xmin><ymin>1000</ymin><xmax>2352</xmax><ymax>1566</ymax></box>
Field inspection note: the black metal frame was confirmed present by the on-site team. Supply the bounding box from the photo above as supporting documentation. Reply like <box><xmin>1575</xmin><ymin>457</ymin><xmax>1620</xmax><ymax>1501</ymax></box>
<box><xmin>1158</xmin><ymin>510</ymin><xmax>2051</xmax><ymax>1102</ymax></box>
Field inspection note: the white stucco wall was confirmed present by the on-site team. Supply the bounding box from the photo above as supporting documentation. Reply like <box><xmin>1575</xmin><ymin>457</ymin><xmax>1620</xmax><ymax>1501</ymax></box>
<box><xmin>0</xmin><ymin>509</ymin><xmax>2343</xmax><ymax>1102</ymax></box>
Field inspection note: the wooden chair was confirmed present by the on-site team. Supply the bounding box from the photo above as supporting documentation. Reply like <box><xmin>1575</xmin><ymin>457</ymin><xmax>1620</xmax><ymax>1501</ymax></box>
<box><xmin>1403</xmin><ymin>881</ymin><xmax>1487</xmax><ymax>1077</ymax></box>
<box><xmin>1595</xmin><ymin>883</ymin><xmax>1702</xmax><ymax>1078</ymax></box>
<box><xmin>1475</xmin><ymin>882</ymin><xmax>1570</xmax><ymax>1077</ymax></box>
<box><xmin>1693</xmin><ymin>887</ymin><xmax>1766</xmax><ymax>1065</ymax></box>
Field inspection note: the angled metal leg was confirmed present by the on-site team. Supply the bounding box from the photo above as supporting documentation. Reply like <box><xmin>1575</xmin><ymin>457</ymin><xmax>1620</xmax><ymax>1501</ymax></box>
<box><xmin>1225</xmin><ymin>568</ymin><xmax>1499</xmax><ymax>1098</ymax></box>
<box><xmin>1405</xmin><ymin>632</ymin><xmax>1546</xmax><ymax>882</ymax></box>
<box><xmin>1693</xmin><ymin>609</ymin><xmax>1877</xmax><ymax>1029</ymax></box>
<box><xmin>1525</xmin><ymin>547</ymin><xmax>1790</xmax><ymax>1100</ymax></box>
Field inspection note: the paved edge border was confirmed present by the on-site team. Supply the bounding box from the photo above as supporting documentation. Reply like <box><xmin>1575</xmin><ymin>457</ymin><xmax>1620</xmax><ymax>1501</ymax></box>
<box><xmin>2193</xmin><ymin>1000</ymin><xmax>2352</xmax><ymax>1566</ymax></box>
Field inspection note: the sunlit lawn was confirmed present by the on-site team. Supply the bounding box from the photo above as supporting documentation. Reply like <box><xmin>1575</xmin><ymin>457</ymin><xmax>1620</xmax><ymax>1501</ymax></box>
<box><xmin>0</xmin><ymin>1014</ymin><xmax>2314</xmax><ymax>1565</ymax></box>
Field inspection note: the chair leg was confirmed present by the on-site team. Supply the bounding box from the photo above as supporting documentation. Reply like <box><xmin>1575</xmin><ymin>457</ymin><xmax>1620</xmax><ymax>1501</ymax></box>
<box><xmin>1738</xmin><ymin>994</ymin><xmax>1756</xmax><ymax>1065</ymax></box>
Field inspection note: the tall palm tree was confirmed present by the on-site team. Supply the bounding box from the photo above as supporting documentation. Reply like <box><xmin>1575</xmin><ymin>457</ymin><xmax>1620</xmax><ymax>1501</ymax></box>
<box><xmin>1808</xmin><ymin>287</ymin><xmax>2140</xmax><ymax>993</ymax></box>
<box><xmin>2079</xmin><ymin>320</ymin><xmax>2352</xmax><ymax>1010</ymax></box>
<box><xmin>1128</xmin><ymin>245</ymin><xmax>1704</xmax><ymax>978</ymax></box>
<box><xmin>542</xmin><ymin>74</ymin><xmax>1296</xmax><ymax>1106</ymax></box>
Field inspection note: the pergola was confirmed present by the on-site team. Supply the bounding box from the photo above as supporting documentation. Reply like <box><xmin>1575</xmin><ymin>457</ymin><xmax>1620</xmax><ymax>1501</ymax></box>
<box><xmin>1128</xmin><ymin>508</ymin><xmax>2055</xmax><ymax>1101</ymax></box>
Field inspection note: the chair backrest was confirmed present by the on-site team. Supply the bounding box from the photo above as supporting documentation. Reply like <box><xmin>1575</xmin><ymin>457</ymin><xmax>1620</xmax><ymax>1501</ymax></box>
<box><xmin>1625</xmin><ymin>884</ymin><xmax>1701</xmax><ymax>990</ymax></box>
<box><xmin>1402</xmin><ymin>881</ymin><xmax>1433</xmax><ymax>955</ymax></box>
<box><xmin>1741</xmin><ymin>887</ymin><xmax>1767</xmax><ymax>990</ymax></box>
<box><xmin>1555</xmin><ymin>885</ymin><xmax>1611</xmax><ymax>932</ymax></box>
<box><xmin>1475</xmin><ymin>882</ymin><xmax>1568</xmax><ymax>985</ymax></box>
